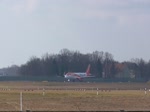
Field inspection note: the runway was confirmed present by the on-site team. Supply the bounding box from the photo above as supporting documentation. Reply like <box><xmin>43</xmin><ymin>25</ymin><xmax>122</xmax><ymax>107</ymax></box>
<box><xmin>0</xmin><ymin>81</ymin><xmax>149</xmax><ymax>92</ymax></box>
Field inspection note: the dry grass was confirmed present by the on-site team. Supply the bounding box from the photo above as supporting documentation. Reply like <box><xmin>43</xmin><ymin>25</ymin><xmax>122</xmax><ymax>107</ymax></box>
<box><xmin>0</xmin><ymin>82</ymin><xmax>149</xmax><ymax>111</ymax></box>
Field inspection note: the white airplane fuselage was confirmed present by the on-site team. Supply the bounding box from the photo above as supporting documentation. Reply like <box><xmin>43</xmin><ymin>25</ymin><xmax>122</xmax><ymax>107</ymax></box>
<box><xmin>64</xmin><ymin>64</ymin><xmax>94</xmax><ymax>81</ymax></box>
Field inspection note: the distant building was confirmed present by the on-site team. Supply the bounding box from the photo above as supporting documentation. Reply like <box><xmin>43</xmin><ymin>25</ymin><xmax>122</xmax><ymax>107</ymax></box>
<box><xmin>115</xmin><ymin>63</ymin><xmax>135</xmax><ymax>79</ymax></box>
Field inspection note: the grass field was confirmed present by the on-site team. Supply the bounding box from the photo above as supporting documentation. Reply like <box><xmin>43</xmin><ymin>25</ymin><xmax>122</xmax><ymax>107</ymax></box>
<box><xmin>0</xmin><ymin>81</ymin><xmax>150</xmax><ymax>111</ymax></box>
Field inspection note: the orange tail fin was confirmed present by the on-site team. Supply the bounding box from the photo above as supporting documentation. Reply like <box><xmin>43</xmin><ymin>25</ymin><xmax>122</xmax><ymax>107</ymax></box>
<box><xmin>86</xmin><ymin>64</ymin><xmax>91</xmax><ymax>76</ymax></box>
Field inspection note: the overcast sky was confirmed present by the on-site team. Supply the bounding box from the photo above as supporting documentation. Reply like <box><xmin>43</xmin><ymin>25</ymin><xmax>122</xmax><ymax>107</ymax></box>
<box><xmin>0</xmin><ymin>0</ymin><xmax>150</xmax><ymax>68</ymax></box>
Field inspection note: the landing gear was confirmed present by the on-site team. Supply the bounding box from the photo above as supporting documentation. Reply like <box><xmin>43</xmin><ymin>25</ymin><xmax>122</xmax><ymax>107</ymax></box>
<box><xmin>72</xmin><ymin>79</ymin><xmax>75</xmax><ymax>82</ymax></box>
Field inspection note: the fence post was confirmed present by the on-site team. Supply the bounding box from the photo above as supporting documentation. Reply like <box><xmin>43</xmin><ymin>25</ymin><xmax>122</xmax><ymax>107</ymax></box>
<box><xmin>20</xmin><ymin>91</ymin><xmax>22</xmax><ymax>112</ymax></box>
<box><xmin>97</xmin><ymin>88</ymin><xmax>99</xmax><ymax>95</ymax></box>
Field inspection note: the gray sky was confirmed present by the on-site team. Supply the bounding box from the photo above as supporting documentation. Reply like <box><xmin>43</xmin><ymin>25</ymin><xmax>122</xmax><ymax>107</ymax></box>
<box><xmin>0</xmin><ymin>0</ymin><xmax>150</xmax><ymax>68</ymax></box>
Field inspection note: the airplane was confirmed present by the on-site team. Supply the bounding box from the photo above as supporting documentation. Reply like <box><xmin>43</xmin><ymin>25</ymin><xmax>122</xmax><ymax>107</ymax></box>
<box><xmin>64</xmin><ymin>64</ymin><xmax>95</xmax><ymax>81</ymax></box>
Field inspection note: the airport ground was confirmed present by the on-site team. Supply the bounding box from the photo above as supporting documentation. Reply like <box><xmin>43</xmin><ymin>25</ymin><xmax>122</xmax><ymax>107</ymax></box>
<box><xmin>0</xmin><ymin>81</ymin><xmax>150</xmax><ymax>111</ymax></box>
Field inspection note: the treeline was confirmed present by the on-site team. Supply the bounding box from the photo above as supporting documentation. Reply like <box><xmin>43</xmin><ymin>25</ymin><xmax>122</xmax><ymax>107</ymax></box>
<box><xmin>17</xmin><ymin>49</ymin><xmax>150</xmax><ymax>80</ymax></box>
<box><xmin>0</xmin><ymin>65</ymin><xmax>19</xmax><ymax>76</ymax></box>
